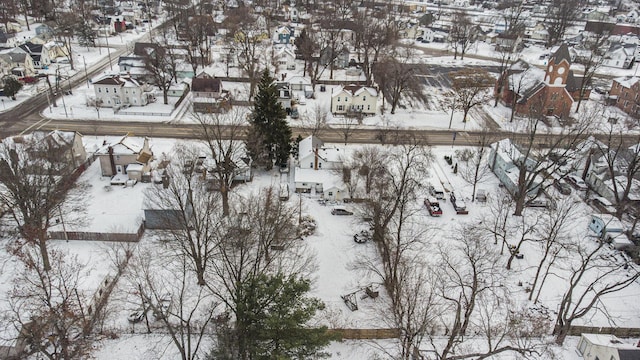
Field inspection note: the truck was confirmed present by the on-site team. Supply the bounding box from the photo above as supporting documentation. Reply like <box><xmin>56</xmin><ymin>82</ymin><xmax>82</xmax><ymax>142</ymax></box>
<box><xmin>424</xmin><ymin>197</ymin><xmax>443</xmax><ymax>217</ymax></box>
<box><xmin>449</xmin><ymin>192</ymin><xmax>468</xmax><ymax>215</ymax></box>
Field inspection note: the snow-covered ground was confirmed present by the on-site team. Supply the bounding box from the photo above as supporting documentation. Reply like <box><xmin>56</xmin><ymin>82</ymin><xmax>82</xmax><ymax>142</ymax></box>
<box><xmin>3</xmin><ymin>135</ymin><xmax>639</xmax><ymax>358</ymax></box>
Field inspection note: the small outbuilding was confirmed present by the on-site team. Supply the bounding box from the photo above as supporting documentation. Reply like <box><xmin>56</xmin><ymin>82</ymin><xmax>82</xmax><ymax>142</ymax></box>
<box><xmin>576</xmin><ymin>333</ymin><xmax>640</xmax><ymax>360</ymax></box>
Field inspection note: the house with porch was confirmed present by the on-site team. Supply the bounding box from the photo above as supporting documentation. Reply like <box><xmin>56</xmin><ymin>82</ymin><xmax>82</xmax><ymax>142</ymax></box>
<box><xmin>93</xmin><ymin>74</ymin><xmax>155</xmax><ymax>108</ymax></box>
<box><xmin>331</xmin><ymin>84</ymin><xmax>378</xmax><ymax>115</ymax></box>
<box><xmin>94</xmin><ymin>135</ymin><xmax>154</xmax><ymax>181</ymax></box>
<box><xmin>0</xmin><ymin>48</ymin><xmax>35</xmax><ymax>77</ymax></box>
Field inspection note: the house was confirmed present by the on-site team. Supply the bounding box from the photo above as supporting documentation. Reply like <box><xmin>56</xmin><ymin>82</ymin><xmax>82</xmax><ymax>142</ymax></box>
<box><xmin>286</xmin><ymin>75</ymin><xmax>313</xmax><ymax>98</ymax></box>
<box><xmin>0</xmin><ymin>31</ymin><xmax>17</xmax><ymax>48</ymax></box>
<box><xmin>294</xmin><ymin>135</ymin><xmax>348</xmax><ymax>200</ymax></box>
<box><xmin>18</xmin><ymin>42</ymin><xmax>51</xmax><ymax>69</ymax></box>
<box><xmin>94</xmin><ymin>135</ymin><xmax>154</xmax><ymax>181</ymax></box>
<box><xmin>294</xmin><ymin>168</ymin><xmax>350</xmax><ymax>200</ymax></box>
<box><xmin>273</xmin><ymin>25</ymin><xmax>294</xmax><ymax>44</ymax></box>
<box><xmin>93</xmin><ymin>74</ymin><xmax>155</xmax><ymax>108</ymax></box>
<box><xmin>331</xmin><ymin>84</ymin><xmax>378</xmax><ymax>115</ymax></box>
<box><xmin>609</xmin><ymin>76</ymin><xmax>640</xmax><ymax>117</ymax></box>
<box><xmin>42</xmin><ymin>41</ymin><xmax>69</xmax><ymax>63</ymax></box>
<box><xmin>577</xmin><ymin>333</ymin><xmax>640</xmax><ymax>360</ymax></box>
<box><xmin>603</xmin><ymin>42</ymin><xmax>635</xmax><ymax>69</ymax></box>
<box><xmin>274</xmin><ymin>46</ymin><xmax>296</xmax><ymax>71</ymax></box>
<box><xmin>277</xmin><ymin>82</ymin><xmax>292</xmax><ymax>112</ymax></box>
<box><xmin>488</xmin><ymin>139</ymin><xmax>542</xmax><ymax>198</ymax></box>
<box><xmin>34</xmin><ymin>24</ymin><xmax>54</xmax><ymax>39</ymax></box>
<box><xmin>320</xmin><ymin>46</ymin><xmax>350</xmax><ymax>69</ymax></box>
<box><xmin>495</xmin><ymin>44</ymin><xmax>585</xmax><ymax>118</ymax></box>
<box><xmin>117</xmin><ymin>56</ymin><xmax>148</xmax><ymax>81</ymax></box>
<box><xmin>191</xmin><ymin>73</ymin><xmax>231</xmax><ymax>113</ymax></box>
<box><xmin>588</xmin><ymin>214</ymin><xmax>633</xmax><ymax>249</ymax></box>
<box><xmin>297</xmin><ymin>135</ymin><xmax>344</xmax><ymax>170</ymax></box>
<box><xmin>29</xmin><ymin>130</ymin><xmax>88</xmax><ymax>169</ymax></box>
<box><xmin>495</xmin><ymin>33</ymin><xmax>522</xmax><ymax>52</ymax></box>
<box><xmin>526</xmin><ymin>22</ymin><xmax>549</xmax><ymax>43</ymax></box>
<box><xmin>0</xmin><ymin>48</ymin><xmax>35</xmax><ymax>77</ymax></box>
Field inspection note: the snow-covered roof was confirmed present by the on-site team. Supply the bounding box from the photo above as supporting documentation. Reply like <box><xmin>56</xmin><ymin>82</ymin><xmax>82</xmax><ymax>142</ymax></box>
<box><xmin>332</xmin><ymin>84</ymin><xmax>377</xmax><ymax>98</ymax></box>
<box><xmin>613</xmin><ymin>76</ymin><xmax>640</xmax><ymax>88</ymax></box>
<box><xmin>298</xmin><ymin>135</ymin><xmax>344</xmax><ymax>163</ymax></box>
<box><xmin>581</xmin><ymin>333</ymin><xmax>640</xmax><ymax>351</ymax></box>
<box><xmin>95</xmin><ymin>135</ymin><xmax>148</xmax><ymax>156</ymax></box>
<box><xmin>294</xmin><ymin>167</ymin><xmax>345</xmax><ymax>189</ymax></box>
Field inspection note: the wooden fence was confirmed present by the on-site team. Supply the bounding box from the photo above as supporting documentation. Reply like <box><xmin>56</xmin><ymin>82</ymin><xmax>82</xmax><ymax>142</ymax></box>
<box><xmin>48</xmin><ymin>222</ymin><xmax>145</xmax><ymax>242</ymax></box>
<box><xmin>567</xmin><ymin>326</ymin><xmax>640</xmax><ymax>338</ymax></box>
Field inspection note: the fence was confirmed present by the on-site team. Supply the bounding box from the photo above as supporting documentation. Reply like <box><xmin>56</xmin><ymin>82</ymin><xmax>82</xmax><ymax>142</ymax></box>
<box><xmin>566</xmin><ymin>326</ymin><xmax>640</xmax><ymax>338</ymax></box>
<box><xmin>328</xmin><ymin>328</ymin><xmax>401</xmax><ymax>340</ymax></box>
<box><xmin>48</xmin><ymin>222</ymin><xmax>145</xmax><ymax>242</ymax></box>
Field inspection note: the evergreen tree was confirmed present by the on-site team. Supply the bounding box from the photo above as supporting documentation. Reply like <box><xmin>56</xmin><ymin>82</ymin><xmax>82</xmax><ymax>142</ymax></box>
<box><xmin>248</xmin><ymin>69</ymin><xmax>291</xmax><ymax>169</ymax></box>
<box><xmin>3</xmin><ymin>76</ymin><xmax>23</xmax><ymax>100</ymax></box>
<box><xmin>228</xmin><ymin>273</ymin><xmax>333</xmax><ymax>359</ymax></box>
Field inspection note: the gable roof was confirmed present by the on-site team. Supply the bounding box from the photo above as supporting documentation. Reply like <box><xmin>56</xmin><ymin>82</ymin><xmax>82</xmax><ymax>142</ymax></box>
<box><xmin>192</xmin><ymin>76</ymin><xmax>222</xmax><ymax>92</ymax></box>
<box><xmin>93</xmin><ymin>74</ymin><xmax>142</xmax><ymax>87</ymax></box>
<box><xmin>550</xmin><ymin>43</ymin><xmax>571</xmax><ymax>65</ymax></box>
<box><xmin>95</xmin><ymin>135</ymin><xmax>149</xmax><ymax>156</ymax></box>
<box><xmin>18</xmin><ymin>42</ymin><xmax>43</xmax><ymax>54</ymax></box>
<box><xmin>133</xmin><ymin>42</ymin><xmax>162</xmax><ymax>57</ymax></box>
<box><xmin>332</xmin><ymin>84</ymin><xmax>377</xmax><ymax>97</ymax></box>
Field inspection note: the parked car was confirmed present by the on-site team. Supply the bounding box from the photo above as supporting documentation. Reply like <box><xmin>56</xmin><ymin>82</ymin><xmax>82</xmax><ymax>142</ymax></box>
<box><xmin>428</xmin><ymin>183</ymin><xmax>446</xmax><ymax>201</ymax></box>
<box><xmin>416</xmin><ymin>37</ymin><xmax>424</xmax><ymax>42</ymax></box>
<box><xmin>424</xmin><ymin>197</ymin><xmax>443</xmax><ymax>216</ymax></box>
<box><xmin>566</xmin><ymin>174</ymin><xmax>588</xmax><ymax>191</ymax></box>
<box><xmin>449</xmin><ymin>192</ymin><xmax>468</xmax><ymax>215</ymax></box>
<box><xmin>553</xmin><ymin>179</ymin><xmax>572</xmax><ymax>195</ymax></box>
<box><xmin>331</xmin><ymin>206</ymin><xmax>353</xmax><ymax>216</ymax></box>
<box><xmin>353</xmin><ymin>230</ymin><xmax>371</xmax><ymax>244</ymax></box>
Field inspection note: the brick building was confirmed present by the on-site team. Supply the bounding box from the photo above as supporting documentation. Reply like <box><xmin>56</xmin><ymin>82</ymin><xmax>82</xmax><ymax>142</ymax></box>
<box><xmin>609</xmin><ymin>76</ymin><xmax>640</xmax><ymax>118</ymax></box>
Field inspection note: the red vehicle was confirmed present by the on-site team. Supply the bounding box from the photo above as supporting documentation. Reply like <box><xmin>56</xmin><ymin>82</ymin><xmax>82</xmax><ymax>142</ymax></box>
<box><xmin>424</xmin><ymin>197</ymin><xmax>443</xmax><ymax>217</ymax></box>
<box><xmin>19</xmin><ymin>76</ymin><xmax>38</xmax><ymax>84</ymax></box>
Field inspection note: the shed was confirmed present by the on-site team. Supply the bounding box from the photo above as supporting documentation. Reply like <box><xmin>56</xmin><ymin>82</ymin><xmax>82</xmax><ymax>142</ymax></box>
<box><xmin>577</xmin><ymin>333</ymin><xmax>640</xmax><ymax>360</ymax></box>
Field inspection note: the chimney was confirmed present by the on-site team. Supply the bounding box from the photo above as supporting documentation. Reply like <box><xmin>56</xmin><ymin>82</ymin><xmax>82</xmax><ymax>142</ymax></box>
<box><xmin>314</xmin><ymin>147</ymin><xmax>318</xmax><ymax>170</ymax></box>
<box><xmin>107</xmin><ymin>146</ymin><xmax>116</xmax><ymax>175</ymax></box>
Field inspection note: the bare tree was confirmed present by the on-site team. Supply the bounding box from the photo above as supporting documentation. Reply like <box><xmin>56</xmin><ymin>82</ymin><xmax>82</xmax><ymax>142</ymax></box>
<box><xmin>373</xmin><ymin>49</ymin><xmax>427</xmax><ymax>115</ymax></box>
<box><xmin>300</xmin><ymin>104</ymin><xmax>328</xmax><ymax>137</ymax></box>
<box><xmin>592</xmin><ymin>120</ymin><xmax>640</xmax><ymax>219</ymax></box>
<box><xmin>450</xmin><ymin>68</ymin><xmax>494</xmax><ymax>122</ymax></box>
<box><xmin>0</xmin><ymin>135</ymin><xmax>85</xmax><ymax>271</ymax></box>
<box><xmin>448</xmin><ymin>11</ymin><xmax>477</xmax><ymax>60</ymax></box>
<box><xmin>352</xmin><ymin>6</ymin><xmax>398</xmax><ymax>85</ymax></box>
<box><xmin>529</xmin><ymin>199</ymin><xmax>575</xmax><ymax>303</ymax></box>
<box><xmin>126</xmin><ymin>244</ymin><xmax>219</xmax><ymax>360</ymax></box>
<box><xmin>143</xmin><ymin>144</ymin><xmax>222</xmax><ymax>286</ymax></box>
<box><xmin>194</xmin><ymin>108</ymin><xmax>249</xmax><ymax>216</ymax></box>
<box><xmin>351</xmin><ymin>145</ymin><xmax>388</xmax><ymax>196</ymax></box>
<box><xmin>224</xmin><ymin>7</ymin><xmax>267</xmax><ymax>100</ymax></box>
<box><xmin>143</xmin><ymin>31</ymin><xmax>177</xmax><ymax>104</ymax></box>
<box><xmin>205</xmin><ymin>188</ymin><xmax>312</xmax><ymax>359</ymax></box>
<box><xmin>456</xmin><ymin>129</ymin><xmax>494</xmax><ymax>201</ymax></box>
<box><xmin>4</xmin><ymin>248</ymin><xmax>92</xmax><ymax>359</ymax></box>
<box><xmin>574</xmin><ymin>31</ymin><xmax>609</xmax><ymax>113</ymax></box>
<box><xmin>506</xmin><ymin>109</ymin><xmax>591</xmax><ymax>216</ymax></box>
<box><xmin>553</xmin><ymin>239</ymin><xmax>640</xmax><ymax>345</ymax></box>
<box><xmin>545</xmin><ymin>0</ymin><xmax>580</xmax><ymax>47</ymax></box>
<box><xmin>180</xmin><ymin>14</ymin><xmax>215</xmax><ymax>74</ymax></box>
<box><xmin>332</xmin><ymin>116</ymin><xmax>358</xmax><ymax>145</ymax></box>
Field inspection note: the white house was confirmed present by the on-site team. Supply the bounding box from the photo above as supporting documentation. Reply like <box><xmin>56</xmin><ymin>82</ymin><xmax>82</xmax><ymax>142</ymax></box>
<box><xmin>93</xmin><ymin>74</ymin><xmax>155</xmax><ymax>108</ymax></box>
<box><xmin>297</xmin><ymin>135</ymin><xmax>344</xmax><ymax>170</ymax></box>
<box><xmin>577</xmin><ymin>333</ymin><xmax>640</xmax><ymax>360</ymax></box>
<box><xmin>488</xmin><ymin>139</ymin><xmax>542</xmax><ymax>197</ymax></box>
<box><xmin>294</xmin><ymin>167</ymin><xmax>350</xmax><ymax>200</ymax></box>
<box><xmin>274</xmin><ymin>46</ymin><xmax>296</xmax><ymax>71</ymax></box>
<box><xmin>603</xmin><ymin>42</ymin><xmax>635</xmax><ymax>69</ymax></box>
<box><xmin>331</xmin><ymin>84</ymin><xmax>378</xmax><ymax>115</ymax></box>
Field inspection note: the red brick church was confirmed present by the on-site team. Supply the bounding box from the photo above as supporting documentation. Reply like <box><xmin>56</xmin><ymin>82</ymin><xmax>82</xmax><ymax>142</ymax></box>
<box><xmin>495</xmin><ymin>44</ymin><xmax>588</xmax><ymax>118</ymax></box>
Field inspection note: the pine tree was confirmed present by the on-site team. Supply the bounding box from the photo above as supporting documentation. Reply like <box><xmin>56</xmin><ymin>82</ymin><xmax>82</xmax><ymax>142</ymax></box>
<box><xmin>3</xmin><ymin>76</ymin><xmax>23</xmax><ymax>100</ymax></box>
<box><xmin>242</xmin><ymin>273</ymin><xmax>333</xmax><ymax>359</ymax></box>
<box><xmin>248</xmin><ymin>69</ymin><xmax>291</xmax><ymax>169</ymax></box>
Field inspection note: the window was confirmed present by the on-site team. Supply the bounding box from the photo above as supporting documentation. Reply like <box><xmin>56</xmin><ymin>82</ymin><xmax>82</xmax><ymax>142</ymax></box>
<box><xmin>367</xmin><ymin>105</ymin><xmax>371</xmax><ymax>110</ymax></box>
<box><xmin>577</xmin><ymin>339</ymin><xmax>587</xmax><ymax>354</ymax></box>
<box><xmin>310</xmin><ymin>162</ymin><xmax>313</xmax><ymax>168</ymax></box>
<box><xmin>363</xmin><ymin>96</ymin><xmax>366</xmax><ymax>101</ymax></box>
<box><xmin>105</xmin><ymin>88</ymin><xmax>109</xmax><ymax>93</ymax></box>
<box><xmin>337</xmin><ymin>97</ymin><xmax>340</xmax><ymax>102</ymax></box>
<box><xmin>318</xmin><ymin>162</ymin><xmax>322</xmax><ymax>169</ymax></box>
<box><xmin>338</xmin><ymin>105</ymin><xmax>344</xmax><ymax>111</ymax></box>
<box><xmin>328</xmin><ymin>191</ymin><xmax>333</xmax><ymax>196</ymax></box>
<box><xmin>98</xmin><ymin>88</ymin><xmax>102</xmax><ymax>93</ymax></box>
<box><xmin>114</xmin><ymin>88</ymin><xmax>117</xmax><ymax>93</ymax></box>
